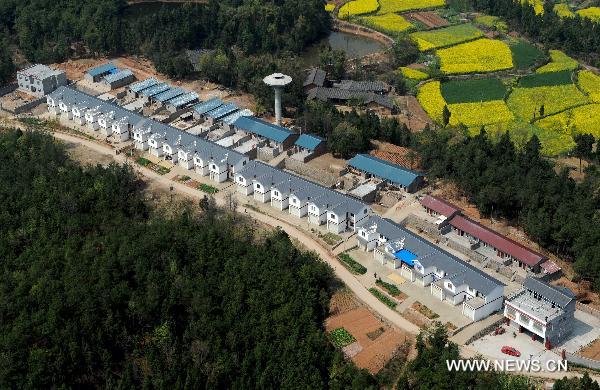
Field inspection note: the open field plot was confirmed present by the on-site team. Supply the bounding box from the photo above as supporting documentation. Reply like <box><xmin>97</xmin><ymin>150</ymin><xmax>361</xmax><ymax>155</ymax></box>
<box><xmin>537</xmin><ymin>104</ymin><xmax>600</xmax><ymax>139</ymax></box>
<box><xmin>448</xmin><ymin>101</ymin><xmax>514</xmax><ymax>127</ymax></box>
<box><xmin>554</xmin><ymin>3</ymin><xmax>575</xmax><ymax>18</ymax></box>
<box><xmin>339</xmin><ymin>0</ymin><xmax>379</xmax><ymax>18</ymax></box>
<box><xmin>507</xmin><ymin>84</ymin><xmax>589</xmax><ymax>121</ymax></box>
<box><xmin>436</xmin><ymin>38</ymin><xmax>513</xmax><ymax>74</ymax></box>
<box><xmin>417</xmin><ymin>81</ymin><xmax>445</xmax><ymax>122</ymax></box>
<box><xmin>405</xmin><ymin>11</ymin><xmax>449</xmax><ymax>28</ymax></box>
<box><xmin>440</xmin><ymin>78</ymin><xmax>506</xmax><ymax>103</ymax></box>
<box><xmin>399</xmin><ymin>66</ymin><xmax>428</xmax><ymax>80</ymax></box>
<box><xmin>509</xmin><ymin>39</ymin><xmax>545</xmax><ymax>70</ymax></box>
<box><xmin>518</xmin><ymin>70</ymin><xmax>573</xmax><ymax>87</ymax></box>
<box><xmin>577</xmin><ymin>7</ymin><xmax>600</xmax><ymax>22</ymax></box>
<box><xmin>473</xmin><ymin>15</ymin><xmax>507</xmax><ymax>32</ymax></box>
<box><xmin>361</xmin><ymin>13</ymin><xmax>414</xmax><ymax>33</ymax></box>
<box><xmin>410</xmin><ymin>24</ymin><xmax>483</xmax><ymax>51</ymax></box>
<box><xmin>578</xmin><ymin>70</ymin><xmax>600</xmax><ymax>103</ymax></box>
<box><xmin>377</xmin><ymin>0</ymin><xmax>445</xmax><ymax>14</ymax></box>
<box><xmin>535</xmin><ymin>50</ymin><xmax>578</xmax><ymax>73</ymax></box>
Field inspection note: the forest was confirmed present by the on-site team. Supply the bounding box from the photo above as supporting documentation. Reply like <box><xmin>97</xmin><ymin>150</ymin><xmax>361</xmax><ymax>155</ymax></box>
<box><xmin>0</xmin><ymin>0</ymin><xmax>330</xmax><ymax>76</ymax></box>
<box><xmin>416</xmin><ymin>127</ymin><xmax>600</xmax><ymax>291</ymax></box>
<box><xmin>465</xmin><ymin>0</ymin><xmax>600</xmax><ymax>65</ymax></box>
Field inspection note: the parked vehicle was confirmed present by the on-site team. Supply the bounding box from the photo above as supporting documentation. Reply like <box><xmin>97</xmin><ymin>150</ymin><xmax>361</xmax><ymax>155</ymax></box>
<box><xmin>501</xmin><ymin>346</ymin><xmax>521</xmax><ymax>357</ymax></box>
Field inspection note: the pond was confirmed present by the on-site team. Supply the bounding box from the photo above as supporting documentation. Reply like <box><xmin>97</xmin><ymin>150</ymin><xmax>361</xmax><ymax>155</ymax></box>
<box><xmin>301</xmin><ymin>31</ymin><xmax>386</xmax><ymax>66</ymax></box>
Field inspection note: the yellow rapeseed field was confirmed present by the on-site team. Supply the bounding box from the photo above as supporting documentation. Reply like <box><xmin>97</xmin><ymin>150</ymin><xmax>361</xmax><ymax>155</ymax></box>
<box><xmin>377</xmin><ymin>0</ymin><xmax>445</xmax><ymax>14</ymax></box>
<box><xmin>436</xmin><ymin>39</ymin><xmax>513</xmax><ymax>74</ymax></box>
<box><xmin>507</xmin><ymin>84</ymin><xmax>589</xmax><ymax>121</ymax></box>
<box><xmin>448</xmin><ymin>101</ymin><xmax>514</xmax><ymax>127</ymax></box>
<box><xmin>554</xmin><ymin>4</ymin><xmax>574</xmax><ymax>18</ymax></box>
<box><xmin>399</xmin><ymin>67</ymin><xmax>428</xmax><ymax>80</ymax></box>
<box><xmin>537</xmin><ymin>104</ymin><xmax>600</xmax><ymax>139</ymax></box>
<box><xmin>339</xmin><ymin>0</ymin><xmax>379</xmax><ymax>18</ymax></box>
<box><xmin>325</xmin><ymin>3</ymin><xmax>336</xmax><ymax>12</ymax></box>
<box><xmin>417</xmin><ymin>81</ymin><xmax>445</xmax><ymax>122</ymax></box>
<box><xmin>578</xmin><ymin>70</ymin><xmax>600</xmax><ymax>103</ymax></box>
<box><xmin>410</xmin><ymin>24</ymin><xmax>484</xmax><ymax>51</ymax></box>
<box><xmin>521</xmin><ymin>0</ymin><xmax>544</xmax><ymax>15</ymax></box>
<box><xmin>577</xmin><ymin>7</ymin><xmax>600</xmax><ymax>22</ymax></box>
<box><xmin>535</xmin><ymin>50</ymin><xmax>578</xmax><ymax>73</ymax></box>
<box><xmin>361</xmin><ymin>13</ymin><xmax>414</xmax><ymax>33</ymax></box>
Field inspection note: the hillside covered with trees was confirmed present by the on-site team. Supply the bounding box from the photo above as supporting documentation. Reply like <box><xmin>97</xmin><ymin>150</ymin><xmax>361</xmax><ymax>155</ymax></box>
<box><xmin>417</xmin><ymin>127</ymin><xmax>600</xmax><ymax>291</ymax></box>
<box><xmin>0</xmin><ymin>129</ymin><xmax>377</xmax><ymax>388</ymax></box>
<box><xmin>0</xmin><ymin>0</ymin><xmax>330</xmax><ymax>76</ymax></box>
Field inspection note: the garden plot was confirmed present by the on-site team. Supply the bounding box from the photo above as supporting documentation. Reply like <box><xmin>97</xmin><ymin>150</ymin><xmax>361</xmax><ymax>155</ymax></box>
<box><xmin>436</xmin><ymin>38</ymin><xmax>513</xmax><ymax>74</ymax></box>
<box><xmin>399</xmin><ymin>66</ymin><xmax>428</xmax><ymax>80</ymax></box>
<box><xmin>507</xmin><ymin>71</ymin><xmax>589</xmax><ymax>121</ymax></box>
<box><xmin>441</xmin><ymin>78</ymin><xmax>506</xmax><ymax>103</ymax></box>
<box><xmin>377</xmin><ymin>0</ymin><xmax>445</xmax><ymax>14</ymax></box>
<box><xmin>410</xmin><ymin>24</ymin><xmax>483</xmax><ymax>51</ymax></box>
<box><xmin>361</xmin><ymin>13</ymin><xmax>414</xmax><ymax>33</ymax></box>
<box><xmin>535</xmin><ymin>50</ymin><xmax>578</xmax><ymax>74</ymax></box>
<box><xmin>405</xmin><ymin>11</ymin><xmax>449</xmax><ymax>28</ymax></box>
<box><xmin>473</xmin><ymin>15</ymin><xmax>507</xmax><ymax>32</ymax></box>
<box><xmin>339</xmin><ymin>0</ymin><xmax>379</xmax><ymax>18</ymax></box>
<box><xmin>578</xmin><ymin>70</ymin><xmax>600</xmax><ymax>103</ymax></box>
<box><xmin>509</xmin><ymin>39</ymin><xmax>545</xmax><ymax>70</ymax></box>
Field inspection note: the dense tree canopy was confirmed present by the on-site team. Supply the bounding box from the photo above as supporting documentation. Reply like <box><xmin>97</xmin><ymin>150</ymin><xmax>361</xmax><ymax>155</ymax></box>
<box><xmin>0</xmin><ymin>129</ymin><xmax>377</xmax><ymax>388</ymax></box>
<box><xmin>416</xmin><ymin>128</ymin><xmax>600</xmax><ymax>290</ymax></box>
<box><xmin>0</xmin><ymin>0</ymin><xmax>330</xmax><ymax>76</ymax></box>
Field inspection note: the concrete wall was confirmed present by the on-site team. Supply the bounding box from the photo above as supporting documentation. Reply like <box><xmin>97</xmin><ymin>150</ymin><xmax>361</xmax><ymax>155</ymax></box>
<box><xmin>283</xmin><ymin>157</ymin><xmax>338</xmax><ymax>187</ymax></box>
<box><xmin>0</xmin><ymin>82</ymin><xmax>18</xmax><ymax>97</ymax></box>
<box><xmin>565</xmin><ymin>353</ymin><xmax>600</xmax><ymax>370</ymax></box>
<box><xmin>1</xmin><ymin>96</ymin><xmax>46</xmax><ymax>114</ymax></box>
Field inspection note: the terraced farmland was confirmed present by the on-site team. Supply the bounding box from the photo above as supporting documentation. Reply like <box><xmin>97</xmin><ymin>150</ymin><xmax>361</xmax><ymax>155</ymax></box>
<box><xmin>578</xmin><ymin>70</ymin><xmax>600</xmax><ymax>103</ymax></box>
<box><xmin>577</xmin><ymin>7</ymin><xmax>600</xmax><ymax>22</ymax></box>
<box><xmin>509</xmin><ymin>39</ymin><xmax>545</xmax><ymax>70</ymax></box>
<box><xmin>339</xmin><ymin>0</ymin><xmax>379</xmax><ymax>18</ymax></box>
<box><xmin>399</xmin><ymin>66</ymin><xmax>428</xmax><ymax>80</ymax></box>
<box><xmin>436</xmin><ymin>38</ymin><xmax>513</xmax><ymax>74</ymax></box>
<box><xmin>361</xmin><ymin>13</ymin><xmax>414</xmax><ymax>33</ymax></box>
<box><xmin>377</xmin><ymin>0</ymin><xmax>446</xmax><ymax>14</ymax></box>
<box><xmin>535</xmin><ymin>50</ymin><xmax>578</xmax><ymax>73</ymax></box>
<box><xmin>410</xmin><ymin>24</ymin><xmax>484</xmax><ymax>51</ymax></box>
<box><xmin>440</xmin><ymin>78</ymin><xmax>507</xmax><ymax>104</ymax></box>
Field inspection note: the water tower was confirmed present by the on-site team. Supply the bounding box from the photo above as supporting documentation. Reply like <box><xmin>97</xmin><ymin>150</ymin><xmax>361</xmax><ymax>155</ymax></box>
<box><xmin>263</xmin><ymin>73</ymin><xmax>292</xmax><ymax>125</ymax></box>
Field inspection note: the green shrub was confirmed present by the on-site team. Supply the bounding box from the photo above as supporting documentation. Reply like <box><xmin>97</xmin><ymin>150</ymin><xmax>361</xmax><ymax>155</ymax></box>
<box><xmin>369</xmin><ymin>288</ymin><xmax>397</xmax><ymax>309</ymax></box>
<box><xmin>198</xmin><ymin>183</ymin><xmax>218</xmax><ymax>194</ymax></box>
<box><xmin>338</xmin><ymin>253</ymin><xmax>367</xmax><ymax>274</ymax></box>
<box><xmin>136</xmin><ymin>157</ymin><xmax>151</xmax><ymax>167</ymax></box>
<box><xmin>376</xmin><ymin>279</ymin><xmax>401</xmax><ymax>297</ymax></box>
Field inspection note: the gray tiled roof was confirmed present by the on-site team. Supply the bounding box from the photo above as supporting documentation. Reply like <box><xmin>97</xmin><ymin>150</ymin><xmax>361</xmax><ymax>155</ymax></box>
<box><xmin>307</xmin><ymin>87</ymin><xmax>395</xmax><ymax>109</ymax></box>
<box><xmin>523</xmin><ymin>277</ymin><xmax>575</xmax><ymax>309</ymax></box>
<box><xmin>361</xmin><ymin>215</ymin><xmax>504</xmax><ymax>295</ymax></box>
<box><xmin>304</xmin><ymin>68</ymin><xmax>326</xmax><ymax>87</ymax></box>
<box><xmin>49</xmin><ymin>86</ymin><xmax>246</xmax><ymax>167</ymax></box>
<box><xmin>334</xmin><ymin>80</ymin><xmax>387</xmax><ymax>92</ymax></box>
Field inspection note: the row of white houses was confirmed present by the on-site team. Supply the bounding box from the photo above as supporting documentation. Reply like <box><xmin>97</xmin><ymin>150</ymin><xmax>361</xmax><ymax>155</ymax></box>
<box><xmin>47</xmin><ymin>86</ymin><xmax>249</xmax><ymax>183</ymax></box>
<box><xmin>357</xmin><ymin>215</ymin><xmax>506</xmax><ymax>321</ymax></box>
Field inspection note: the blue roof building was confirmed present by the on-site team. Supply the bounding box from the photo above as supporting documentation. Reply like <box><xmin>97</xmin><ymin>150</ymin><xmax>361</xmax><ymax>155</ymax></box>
<box><xmin>128</xmin><ymin>78</ymin><xmax>159</xmax><ymax>95</ymax></box>
<box><xmin>294</xmin><ymin>134</ymin><xmax>324</xmax><ymax>151</ymax></box>
<box><xmin>232</xmin><ymin>116</ymin><xmax>296</xmax><ymax>147</ymax></box>
<box><xmin>206</xmin><ymin>103</ymin><xmax>238</xmax><ymax>120</ymax></box>
<box><xmin>102</xmin><ymin>69</ymin><xmax>135</xmax><ymax>89</ymax></box>
<box><xmin>154</xmin><ymin>88</ymin><xmax>185</xmax><ymax>103</ymax></box>
<box><xmin>86</xmin><ymin>62</ymin><xmax>117</xmax><ymax>82</ymax></box>
<box><xmin>347</xmin><ymin>154</ymin><xmax>424</xmax><ymax>192</ymax></box>
<box><xmin>193</xmin><ymin>98</ymin><xmax>223</xmax><ymax>117</ymax></box>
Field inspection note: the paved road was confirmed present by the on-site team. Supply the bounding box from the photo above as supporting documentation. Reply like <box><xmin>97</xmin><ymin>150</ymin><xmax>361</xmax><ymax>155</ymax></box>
<box><xmin>49</xmin><ymin>131</ymin><xmax>600</xmax><ymax>383</ymax></box>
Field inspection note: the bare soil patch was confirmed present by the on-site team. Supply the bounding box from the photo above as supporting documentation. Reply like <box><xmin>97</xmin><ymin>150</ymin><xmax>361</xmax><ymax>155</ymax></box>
<box><xmin>579</xmin><ymin>338</ymin><xmax>600</xmax><ymax>361</ymax></box>
<box><xmin>394</xmin><ymin>95</ymin><xmax>434</xmax><ymax>132</ymax></box>
<box><xmin>326</xmin><ymin>306</ymin><xmax>414</xmax><ymax>374</ymax></box>
<box><xmin>406</xmin><ymin>12</ymin><xmax>449</xmax><ymax>29</ymax></box>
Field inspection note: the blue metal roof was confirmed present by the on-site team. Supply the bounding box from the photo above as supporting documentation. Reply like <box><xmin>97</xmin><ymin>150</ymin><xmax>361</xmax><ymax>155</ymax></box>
<box><xmin>294</xmin><ymin>134</ymin><xmax>324</xmax><ymax>151</ymax></box>
<box><xmin>87</xmin><ymin>62</ymin><xmax>117</xmax><ymax>77</ymax></box>
<box><xmin>347</xmin><ymin>154</ymin><xmax>423</xmax><ymax>187</ymax></box>
<box><xmin>393</xmin><ymin>249</ymin><xmax>417</xmax><ymax>266</ymax></box>
<box><xmin>139</xmin><ymin>83</ymin><xmax>170</xmax><ymax>97</ymax></box>
<box><xmin>168</xmin><ymin>92</ymin><xmax>199</xmax><ymax>108</ymax></box>
<box><xmin>222</xmin><ymin>109</ymin><xmax>253</xmax><ymax>125</ymax></box>
<box><xmin>232</xmin><ymin>116</ymin><xmax>294</xmax><ymax>143</ymax></box>
<box><xmin>154</xmin><ymin>88</ymin><xmax>185</xmax><ymax>102</ymax></box>
<box><xmin>193</xmin><ymin>98</ymin><xmax>223</xmax><ymax>115</ymax></box>
<box><xmin>206</xmin><ymin>103</ymin><xmax>238</xmax><ymax>119</ymax></box>
<box><xmin>103</xmin><ymin>69</ymin><xmax>133</xmax><ymax>84</ymax></box>
<box><xmin>129</xmin><ymin>78</ymin><xmax>159</xmax><ymax>93</ymax></box>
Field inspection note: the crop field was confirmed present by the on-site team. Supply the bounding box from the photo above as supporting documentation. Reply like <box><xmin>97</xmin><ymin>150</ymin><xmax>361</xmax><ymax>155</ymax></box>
<box><xmin>448</xmin><ymin>101</ymin><xmax>514</xmax><ymax>127</ymax></box>
<box><xmin>578</xmin><ymin>70</ymin><xmax>600</xmax><ymax>103</ymax></box>
<box><xmin>417</xmin><ymin>81</ymin><xmax>445</xmax><ymax>122</ymax></box>
<box><xmin>537</xmin><ymin>104</ymin><xmax>600</xmax><ymax>139</ymax></box>
<box><xmin>474</xmin><ymin>15</ymin><xmax>507</xmax><ymax>32</ymax></box>
<box><xmin>441</xmin><ymin>78</ymin><xmax>506</xmax><ymax>104</ymax></box>
<box><xmin>325</xmin><ymin>3</ymin><xmax>336</xmax><ymax>11</ymax></box>
<box><xmin>510</xmin><ymin>40</ymin><xmax>545</xmax><ymax>70</ymax></box>
<box><xmin>554</xmin><ymin>3</ymin><xmax>574</xmax><ymax>18</ymax></box>
<box><xmin>577</xmin><ymin>7</ymin><xmax>600</xmax><ymax>22</ymax></box>
<box><xmin>507</xmin><ymin>84</ymin><xmax>589</xmax><ymax>120</ymax></box>
<box><xmin>399</xmin><ymin>66</ymin><xmax>428</xmax><ymax>80</ymax></box>
<box><xmin>536</xmin><ymin>50</ymin><xmax>578</xmax><ymax>73</ymax></box>
<box><xmin>410</xmin><ymin>24</ymin><xmax>483</xmax><ymax>51</ymax></box>
<box><xmin>377</xmin><ymin>0</ymin><xmax>445</xmax><ymax>14</ymax></box>
<box><xmin>361</xmin><ymin>13</ymin><xmax>414</xmax><ymax>33</ymax></box>
<box><xmin>436</xmin><ymin>38</ymin><xmax>513</xmax><ymax>74</ymax></box>
<box><xmin>520</xmin><ymin>0</ymin><xmax>544</xmax><ymax>15</ymax></box>
<box><xmin>339</xmin><ymin>0</ymin><xmax>379</xmax><ymax>18</ymax></box>
<box><xmin>518</xmin><ymin>70</ymin><xmax>573</xmax><ymax>88</ymax></box>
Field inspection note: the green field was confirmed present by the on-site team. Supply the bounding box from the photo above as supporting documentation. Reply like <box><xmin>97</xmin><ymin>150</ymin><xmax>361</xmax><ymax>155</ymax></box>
<box><xmin>518</xmin><ymin>70</ymin><xmax>573</xmax><ymax>88</ymax></box>
<box><xmin>441</xmin><ymin>78</ymin><xmax>507</xmax><ymax>104</ymax></box>
<box><xmin>410</xmin><ymin>24</ymin><xmax>483</xmax><ymax>51</ymax></box>
<box><xmin>510</xmin><ymin>40</ymin><xmax>545</xmax><ymax>70</ymax></box>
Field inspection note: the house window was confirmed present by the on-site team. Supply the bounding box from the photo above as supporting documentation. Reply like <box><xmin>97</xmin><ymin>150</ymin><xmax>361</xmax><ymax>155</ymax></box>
<box><xmin>256</xmin><ymin>184</ymin><xmax>261</xmax><ymax>189</ymax></box>
<box><xmin>274</xmin><ymin>190</ymin><xmax>279</xmax><ymax>196</ymax></box>
<box><xmin>243</xmin><ymin>160</ymin><xmax>247</xmax><ymax>166</ymax></box>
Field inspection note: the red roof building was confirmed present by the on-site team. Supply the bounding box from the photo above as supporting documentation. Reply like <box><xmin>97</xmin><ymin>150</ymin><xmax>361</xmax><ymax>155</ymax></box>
<box><xmin>420</xmin><ymin>195</ymin><xmax>462</xmax><ymax>218</ymax></box>
<box><xmin>449</xmin><ymin>215</ymin><xmax>546</xmax><ymax>271</ymax></box>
